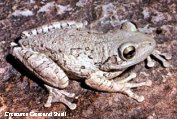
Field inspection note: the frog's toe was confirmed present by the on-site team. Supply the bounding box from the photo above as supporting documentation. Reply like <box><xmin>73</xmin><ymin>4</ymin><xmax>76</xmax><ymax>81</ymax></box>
<box><xmin>44</xmin><ymin>85</ymin><xmax>77</xmax><ymax>110</ymax></box>
<box><xmin>58</xmin><ymin>89</ymin><xmax>75</xmax><ymax>98</ymax></box>
<box><xmin>160</xmin><ymin>52</ymin><xmax>172</xmax><ymax>60</ymax></box>
<box><xmin>116</xmin><ymin>73</ymin><xmax>152</xmax><ymax>89</ymax></box>
<box><xmin>124</xmin><ymin>89</ymin><xmax>145</xmax><ymax>102</ymax></box>
<box><xmin>146</xmin><ymin>80</ymin><xmax>152</xmax><ymax>86</ymax></box>
<box><xmin>137</xmin><ymin>96</ymin><xmax>145</xmax><ymax>102</ymax></box>
<box><xmin>68</xmin><ymin>103</ymin><xmax>77</xmax><ymax>110</ymax></box>
<box><xmin>121</xmin><ymin>79</ymin><xmax>152</xmax><ymax>89</ymax></box>
<box><xmin>151</xmin><ymin>50</ymin><xmax>171</xmax><ymax>67</ymax></box>
<box><xmin>116</xmin><ymin>72</ymin><xmax>137</xmax><ymax>83</ymax></box>
<box><xmin>146</xmin><ymin>56</ymin><xmax>155</xmax><ymax>67</ymax></box>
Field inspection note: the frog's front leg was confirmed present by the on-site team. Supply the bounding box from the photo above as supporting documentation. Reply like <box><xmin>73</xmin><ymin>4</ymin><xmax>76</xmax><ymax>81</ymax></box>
<box><xmin>147</xmin><ymin>50</ymin><xmax>172</xmax><ymax>68</ymax></box>
<box><xmin>85</xmin><ymin>71</ymin><xmax>152</xmax><ymax>102</ymax></box>
<box><xmin>11</xmin><ymin>43</ymin><xmax>76</xmax><ymax>110</ymax></box>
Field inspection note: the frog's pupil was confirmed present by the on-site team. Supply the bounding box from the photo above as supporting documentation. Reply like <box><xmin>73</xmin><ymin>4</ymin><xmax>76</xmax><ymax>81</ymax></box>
<box><xmin>123</xmin><ymin>46</ymin><xmax>136</xmax><ymax>59</ymax></box>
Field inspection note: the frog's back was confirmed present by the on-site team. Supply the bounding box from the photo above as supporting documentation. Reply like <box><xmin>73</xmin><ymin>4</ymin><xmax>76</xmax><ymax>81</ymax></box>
<box><xmin>19</xmin><ymin>29</ymin><xmax>104</xmax><ymax>53</ymax></box>
<box><xmin>19</xmin><ymin>28</ymin><xmax>153</xmax><ymax>56</ymax></box>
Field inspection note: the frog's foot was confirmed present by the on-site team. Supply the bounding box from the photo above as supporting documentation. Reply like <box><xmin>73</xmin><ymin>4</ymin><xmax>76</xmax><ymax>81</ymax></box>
<box><xmin>146</xmin><ymin>50</ymin><xmax>172</xmax><ymax>68</ymax></box>
<box><xmin>86</xmin><ymin>71</ymin><xmax>151</xmax><ymax>102</ymax></box>
<box><xmin>115</xmin><ymin>72</ymin><xmax>152</xmax><ymax>102</ymax></box>
<box><xmin>44</xmin><ymin>85</ymin><xmax>77</xmax><ymax>110</ymax></box>
<box><xmin>21</xmin><ymin>20</ymin><xmax>88</xmax><ymax>38</ymax></box>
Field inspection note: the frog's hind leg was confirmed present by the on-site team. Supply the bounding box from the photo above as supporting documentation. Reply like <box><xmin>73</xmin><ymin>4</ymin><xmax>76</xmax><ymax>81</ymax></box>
<box><xmin>85</xmin><ymin>71</ymin><xmax>152</xmax><ymax>102</ymax></box>
<box><xmin>44</xmin><ymin>85</ymin><xmax>76</xmax><ymax>110</ymax></box>
<box><xmin>11</xmin><ymin>43</ymin><xmax>77</xmax><ymax>110</ymax></box>
<box><xmin>21</xmin><ymin>20</ymin><xmax>88</xmax><ymax>38</ymax></box>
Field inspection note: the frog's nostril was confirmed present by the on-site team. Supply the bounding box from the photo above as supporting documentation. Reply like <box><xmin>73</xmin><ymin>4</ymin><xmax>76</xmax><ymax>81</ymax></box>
<box><xmin>156</xmin><ymin>28</ymin><xmax>163</xmax><ymax>34</ymax></box>
<box><xmin>149</xmin><ymin>42</ymin><xmax>152</xmax><ymax>45</ymax></box>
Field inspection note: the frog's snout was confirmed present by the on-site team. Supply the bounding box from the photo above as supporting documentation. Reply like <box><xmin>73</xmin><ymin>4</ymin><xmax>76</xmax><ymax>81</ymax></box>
<box><xmin>134</xmin><ymin>39</ymin><xmax>156</xmax><ymax>65</ymax></box>
<box><xmin>139</xmin><ymin>37</ymin><xmax>156</xmax><ymax>51</ymax></box>
<box><xmin>139</xmin><ymin>41</ymin><xmax>155</xmax><ymax>56</ymax></box>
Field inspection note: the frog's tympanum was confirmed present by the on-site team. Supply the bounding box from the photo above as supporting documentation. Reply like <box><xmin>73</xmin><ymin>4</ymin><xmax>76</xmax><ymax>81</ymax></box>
<box><xmin>10</xmin><ymin>21</ymin><xmax>171</xmax><ymax>110</ymax></box>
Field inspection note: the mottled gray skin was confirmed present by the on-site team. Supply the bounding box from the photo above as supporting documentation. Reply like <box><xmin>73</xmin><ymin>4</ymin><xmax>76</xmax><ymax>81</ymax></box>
<box><xmin>10</xmin><ymin>21</ymin><xmax>170</xmax><ymax>110</ymax></box>
<box><xmin>19</xmin><ymin>29</ymin><xmax>155</xmax><ymax>78</ymax></box>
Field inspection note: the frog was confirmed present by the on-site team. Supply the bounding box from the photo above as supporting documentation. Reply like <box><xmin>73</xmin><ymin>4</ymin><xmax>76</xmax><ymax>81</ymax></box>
<box><xmin>10</xmin><ymin>20</ymin><xmax>171</xmax><ymax>110</ymax></box>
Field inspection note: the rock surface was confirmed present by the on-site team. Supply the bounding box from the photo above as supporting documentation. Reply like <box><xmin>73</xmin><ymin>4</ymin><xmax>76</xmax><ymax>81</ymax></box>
<box><xmin>0</xmin><ymin>0</ymin><xmax>177</xmax><ymax>119</ymax></box>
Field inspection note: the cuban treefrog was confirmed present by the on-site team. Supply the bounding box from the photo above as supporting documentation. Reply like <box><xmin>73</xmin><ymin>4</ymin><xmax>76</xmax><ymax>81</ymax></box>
<box><xmin>10</xmin><ymin>21</ymin><xmax>171</xmax><ymax>110</ymax></box>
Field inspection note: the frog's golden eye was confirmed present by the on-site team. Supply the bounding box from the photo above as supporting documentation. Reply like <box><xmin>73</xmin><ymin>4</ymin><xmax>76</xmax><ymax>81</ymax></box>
<box><xmin>119</xmin><ymin>43</ymin><xmax>136</xmax><ymax>60</ymax></box>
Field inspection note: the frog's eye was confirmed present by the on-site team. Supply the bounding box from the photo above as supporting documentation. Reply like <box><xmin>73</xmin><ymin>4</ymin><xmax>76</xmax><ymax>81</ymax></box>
<box><xmin>119</xmin><ymin>43</ymin><xmax>136</xmax><ymax>60</ymax></box>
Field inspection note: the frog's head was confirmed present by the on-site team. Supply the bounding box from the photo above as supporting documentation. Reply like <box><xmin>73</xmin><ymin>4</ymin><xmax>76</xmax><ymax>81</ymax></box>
<box><xmin>115</xmin><ymin>33</ymin><xmax>156</xmax><ymax>69</ymax></box>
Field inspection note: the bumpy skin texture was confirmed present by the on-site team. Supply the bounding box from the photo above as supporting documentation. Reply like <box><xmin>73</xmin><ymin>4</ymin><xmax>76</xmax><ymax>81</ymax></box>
<box><xmin>19</xmin><ymin>28</ymin><xmax>156</xmax><ymax>72</ymax></box>
<box><xmin>10</xmin><ymin>21</ymin><xmax>170</xmax><ymax>110</ymax></box>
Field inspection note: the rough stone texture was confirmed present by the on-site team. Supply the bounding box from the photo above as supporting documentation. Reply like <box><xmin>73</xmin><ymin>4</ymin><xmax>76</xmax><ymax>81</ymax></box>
<box><xmin>0</xmin><ymin>0</ymin><xmax>177</xmax><ymax>119</ymax></box>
